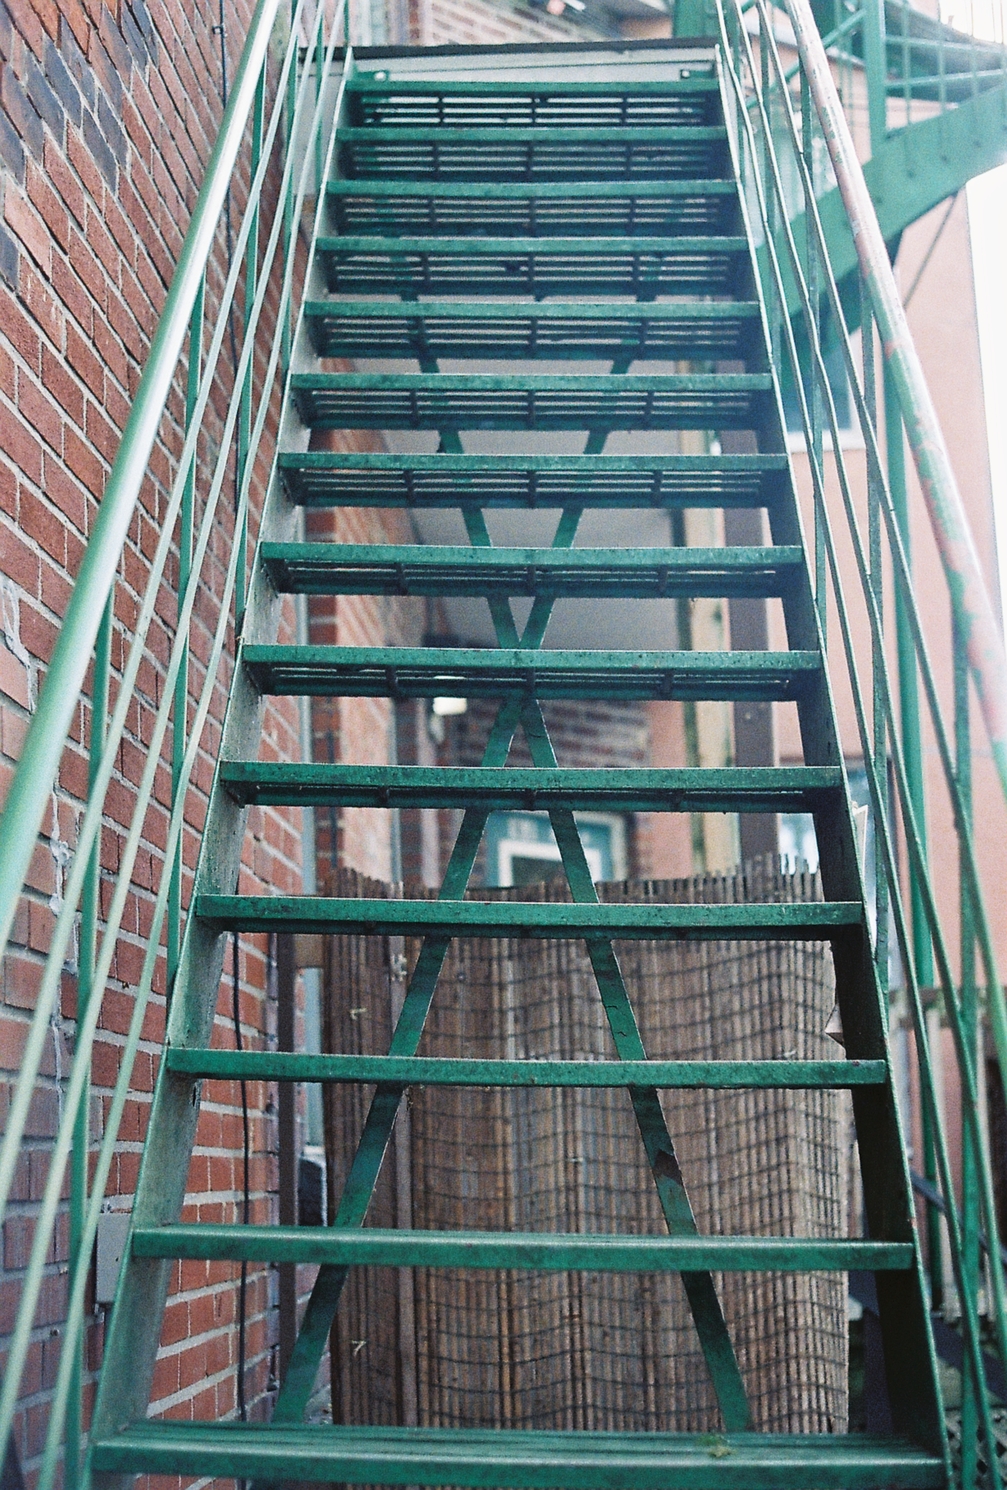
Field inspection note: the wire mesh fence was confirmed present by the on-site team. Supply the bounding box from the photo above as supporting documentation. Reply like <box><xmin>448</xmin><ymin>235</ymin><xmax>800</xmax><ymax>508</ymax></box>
<box><xmin>323</xmin><ymin>859</ymin><xmax>848</xmax><ymax>1438</ymax></box>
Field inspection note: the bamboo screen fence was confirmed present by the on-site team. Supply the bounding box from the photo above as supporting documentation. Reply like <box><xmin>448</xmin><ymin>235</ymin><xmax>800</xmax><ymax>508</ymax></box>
<box><xmin>322</xmin><ymin>860</ymin><xmax>849</xmax><ymax>1439</ymax></box>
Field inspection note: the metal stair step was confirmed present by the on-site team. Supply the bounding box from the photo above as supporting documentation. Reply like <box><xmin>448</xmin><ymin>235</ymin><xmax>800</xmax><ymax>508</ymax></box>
<box><xmin>165</xmin><ymin>1048</ymin><xmax>886</xmax><ymax>1088</ymax></box>
<box><xmin>345</xmin><ymin>75</ymin><xmax>721</xmax><ymax>130</ymax></box>
<box><xmin>241</xmin><ymin>644</ymin><xmax>819</xmax><ymax>702</ymax></box>
<box><xmin>219</xmin><ymin>763</ymin><xmax>841</xmax><ymax>812</ymax></box>
<box><xmin>277</xmin><ymin>451</ymin><xmax>789</xmax><ymax>510</ymax></box>
<box><xmin>194</xmin><ymin>894</ymin><xmax>861</xmax><ymax>939</ymax></box>
<box><xmin>290</xmin><ymin>372</ymin><xmax>775</xmax><ymax>432</ymax></box>
<box><xmin>89</xmin><ymin>1422</ymin><xmax>946</xmax><ymax>1487</ymax></box>
<box><xmin>303</xmin><ymin>299</ymin><xmax>764</xmax><ymax>361</ymax></box>
<box><xmin>258</xmin><ymin>544</ymin><xmax>802</xmax><ymax>599</ymax></box>
<box><xmin>132</xmin><ymin>1224</ymin><xmax>913</xmax><ymax>1273</ymax></box>
<box><xmin>337</xmin><ymin>124</ymin><xmax>731</xmax><ymax>181</ymax></box>
<box><xmin>316</xmin><ymin>234</ymin><xmax>749</xmax><ymax>295</ymax></box>
<box><xmin>240</xmin><ymin>644</ymin><xmax>819</xmax><ymax>701</ymax></box>
<box><xmin>326</xmin><ymin>178</ymin><xmax>740</xmax><ymax>238</ymax></box>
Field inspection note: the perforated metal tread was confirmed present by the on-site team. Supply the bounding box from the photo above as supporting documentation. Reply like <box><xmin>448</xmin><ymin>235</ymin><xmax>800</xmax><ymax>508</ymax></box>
<box><xmin>240</xmin><ymin>644</ymin><xmax>821</xmax><ymax>700</ymax></box>
<box><xmin>316</xmin><ymin>233</ymin><xmax>749</xmax><ymax>294</ymax></box>
<box><xmin>325</xmin><ymin>178</ymin><xmax>741</xmax><ymax>237</ymax></box>
<box><xmin>218</xmin><ymin>763</ymin><xmax>843</xmax><ymax>812</ymax></box>
<box><xmin>304</xmin><ymin>299</ymin><xmax>765</xmax><ymax>361</ymax></box>
<box><xmin>337</xmin><ymin>124</ymin><xmax>731</xmax><ymax>181</ymax></box>
<box><xmin>276</xmin><ymin>452</ymin><xmax>790</xmax><ymax>510</ymax></box>
<box><xmin>257</xmin><ymin>543</ymin><xmax>801</xmax><ymax>598</ymax></box>
<box><xmin>290</xmin><ymin>371</ymin><xmax>775</xmax><ymax>432</ymax></box>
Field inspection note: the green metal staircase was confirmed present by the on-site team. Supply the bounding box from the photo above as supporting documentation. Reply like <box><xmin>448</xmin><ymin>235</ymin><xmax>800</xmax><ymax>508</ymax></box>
<box><xmin>79</xmin><ymin>36</ymin><xmax>956</xmax><ymax>1488</ymax></box>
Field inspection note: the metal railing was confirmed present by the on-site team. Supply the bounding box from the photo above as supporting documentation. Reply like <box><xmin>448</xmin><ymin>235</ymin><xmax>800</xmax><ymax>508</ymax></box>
<box><xmin>0</xmin><ymin>0</ymin><xmax>347</xmax><ymax>1481</ymax></box>
<box><xmin>793</xmin><ymin>0</ymin><xmax>1007</xmax><ymax>131</ymax></box>
<box><xmin>720</xmin><ymin>0</ymin><xmax>1007</xmax><ymax>1476</ymax></box>
<box><xmin>0</xmin><ymin>0</ymin><xmax>1004</xmax><ymax>1481</ymax></box>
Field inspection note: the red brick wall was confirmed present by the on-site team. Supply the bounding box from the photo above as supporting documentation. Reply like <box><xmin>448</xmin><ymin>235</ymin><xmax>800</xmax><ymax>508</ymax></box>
<box><xmin>0</xmin><ymin>0</ymin><xmax>306</xmax><ymax>1476</ymax></box>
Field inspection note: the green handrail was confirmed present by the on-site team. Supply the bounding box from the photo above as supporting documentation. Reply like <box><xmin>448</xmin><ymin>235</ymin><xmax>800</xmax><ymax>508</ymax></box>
<box><xmin>0</xmin><ymin>0</ymin><xmax>281</xmax><ymax>966</ymax></box>
<box><xmin>786</xmin><ymin>0</ymin><xmax>1007</xmax><ymax>813</ymax></box>
<box><xmin>721</xmin><ymin>0</ymin><xmax>1007</xmax><ymax>1476</ymax></box>
<box><xmin>0</xmin><ymin>0</ymin><xmax>349</xmax><ymax>1477</ymax></box>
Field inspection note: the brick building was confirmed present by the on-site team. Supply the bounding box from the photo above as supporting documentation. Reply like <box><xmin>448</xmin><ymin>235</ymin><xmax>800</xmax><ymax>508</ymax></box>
<box><xmin>0</xmin><ymin>0</ymin><xmax>1004</xmax><ymax>1478</ymax></box>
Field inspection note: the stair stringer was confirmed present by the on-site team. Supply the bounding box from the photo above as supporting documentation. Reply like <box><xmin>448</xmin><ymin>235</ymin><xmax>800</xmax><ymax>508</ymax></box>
<box><xmin>87</xmin><ymin>73</ymin><xmax>351</xmax><ymax>1474</ymax></box>
<box><xmin>722</xmin><ymin>56</ymin><xmax>949</xmax><ymax>1459</ymax></box>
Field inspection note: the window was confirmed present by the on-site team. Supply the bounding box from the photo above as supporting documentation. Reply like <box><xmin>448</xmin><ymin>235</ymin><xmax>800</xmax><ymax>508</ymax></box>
<box><xmin>484</xmin><ymin>812</ymin><xmax>627</xmax><ymax>889</ymax></box>
<box><xmin>779</xmin><ymin>304</ymin><xmax>858</xmax><ymax>448</ymax></box>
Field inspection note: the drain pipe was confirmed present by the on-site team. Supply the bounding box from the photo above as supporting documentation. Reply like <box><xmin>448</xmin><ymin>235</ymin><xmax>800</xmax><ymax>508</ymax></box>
<box><xmin>783</xmin><ymin>0</ymin><xmax>1007</xmax><ymax>809</ymax></box>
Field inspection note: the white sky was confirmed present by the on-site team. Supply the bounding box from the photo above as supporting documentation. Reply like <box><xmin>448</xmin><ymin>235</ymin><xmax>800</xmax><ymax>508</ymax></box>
<box><xmin>968</xmin><ymin>163</ymin><xmax>1007</xmax><ymax>623</ymax></box>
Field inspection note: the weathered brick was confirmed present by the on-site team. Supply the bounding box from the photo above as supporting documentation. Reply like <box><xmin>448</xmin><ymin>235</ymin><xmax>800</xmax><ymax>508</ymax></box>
<box><xmin>62</xmin><ymin>421</ymin><xmax>102</xmax><ymax>493</ymax></box>
<box><xmin>67</xmin><ymin>224</ymin><xmax>106</xmax><ymax>312</ymax></box>
<box><xmin>81</xmin><ymin>104</ymin><xmax>115</xmax><ymax>186</ymax></box>
<box><xmin>41</xmin><ymin>344</ymin><xmax>83</xmax><ymax>426</ymax></box>
<box><xmin>0</xmin><ymin>1</ymin><xmax>13</xmax><ymax>60</ymax></box>
<box><xmin>19</xmin><ymin>488</ymin><xmax>65</xmax><ymax>568</ymax></box>
<box><xmin>20</xmin><ymin>260</ymin><xmax>63</xmax><ymax>348</ymax></box>
<box><xmin>26</xmin><ymin>158</ymin><xmax>69</xmax><ymax>251</ymax></box>
<box><xmin>25</xmin><ymin>54</ymin><xmax>63</xmax><ymax>137</ymax></box>
<box><xmin>66</xmin><ymin>120</ymin><xmax>104</xmax><ymax>205</ymax></box>
<box><xmin>4</xmin><ymin>188</ymin><xmax>50</xmax><ymax>274</ymax></box>
<box><xmin>17</xmin><ymin>372</ymin><xmax>62</xmax><ymax>456</ymax></box>
<box><xmin>0</xmin><ymin>408</ymin><xmax>42</xmax><ymax>485</ymax></box>
<box><xmin>51</xmin><ymin>253</ymin><xmax>92</xmax><ymax>337</ymax></box>
<box><xmin>0</xmin><ymin>103</ymin><xmax>25</xmax><ymax>182</ymax></box>
<box><xmin>25</xmin><ymin>0</ymin><xmax>58</xmax><ymax>41</ymax></box>
<box><xmin>0</xmin><ymin>223</ymin><xmax>18</xmax><ymax>291</ymax></box>
<box><xmin>4</xmin><ymin>0</ymin><xmax>46</xmax><ymax>54</ymax></box>
<box><xmin>95</xmin><ymin>86</ymin><xmax>125</xmax><ymax>167</ymax></box>
<box><xmin>57</xmin><ymin>0</ymin><xmax>91</xmax><ymax>64</ymax></box>
<box><xmin>64</xmin><ymin>317</ymin><xmax>101</xmax><ymax>396</ymax></box>
<box><xmin>0</xmin><ymin>65</ymin><xmax>44</xmax><ymax>162</ymax></box>
<box><xmin>42</xmin><ymin>35</ymin><xmax>80</xmax><ymax>126</ymax></box>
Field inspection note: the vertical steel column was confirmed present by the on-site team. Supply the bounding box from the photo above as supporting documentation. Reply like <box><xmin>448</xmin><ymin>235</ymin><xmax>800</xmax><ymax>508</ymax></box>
<box><xmin>956</xmin><ymin>615</ymin><xmax>980</xmax><ymax>1487</ymax></box>
<box><xmin>886</xmin><ymin>369</ymin><xmax>943</xmax><ymax>1306</ymax></box>
<box><xmin>278</xmin><ymin>933</ymin><xmax>298</xmax><ymax>1377</ymax></box>
<box><xmin>862</xmin><ymin>290</ymin><xmax>888</xmax><ymax>996</ymax></box>
<box><xmin>168</xmin><ymin>281</ymin><xmax>205</xmax><ymax>994</ymax></box>
<box><xmin>237</xmin><ymin>76</ymin><xmax>265</xmax><ymax>632</ymax></box>
<box><xmin>282</xmin><ymin>0</ymin><xmax>298</xmax><ymax>378</ymax></box>
<box><xmin>66</xmin><ymin>596</ymin><xmax>111</xmax><ymax>1490</ymax></box>
<box><xmin>861</xmin><ymin>0</ymin><xmax>888</xmax><ymax>152</ymax></box>
<box><xmin>801</xmin><ymin>69</ymin><xmax>825</xmax><ymax>642</ymax></box>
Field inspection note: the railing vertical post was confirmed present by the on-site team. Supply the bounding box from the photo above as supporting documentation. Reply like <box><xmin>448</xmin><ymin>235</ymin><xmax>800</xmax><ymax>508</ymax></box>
<box><xmin>900</xmin><ymin>0</ymin><xmax>912</xmax><ymax>124</ymax></box>
<box><xmin>885</xmin><ymin>365</ymin><xmax>942</xmax><ymax>1304</ymax></box>
<box><xmin>282</xmin><ymin>0</ymin><xmax>299</xmax><ymax>378</ymax></box>
<box><xmin>861</xmin><ymin>0</ymin><xmax>887</xmax><ymax>152</ymax></box>
<box><xmin>800</xmin><ymin>68</ymin><xmax>825</xmax><ymax>640</ymax></box>
<box><xmin>861</xmin><ymin>287</ymin><xmax>888</xmax><ymax>995</ymax></box>
<box><xmin>237</xmin><ymin>76</ymin><xmax>266</xmax><ymax>632</ymax></box>
<box><xmin>67</xmin><ymin>595</ymin><xmax>111</xmax><ymax>1490</ymax></box>
<box><xmin>315</xmin><ymin>2</ymin><xmax>324</xmax><ymax>195</ymax></box>
<box><xmin>956</xmin><ymin>611</ymin><xmax>980</xmax><ymax>1488</ymax></box>
<box><xmin>761</xmin><ymin>17</ymin><xmax>781</xmax><ymax>377</ymax></box>
<box><xmin>168</xmin><ymin>279</ymin><xmax>205</xmax><ymax>995</ymax></box>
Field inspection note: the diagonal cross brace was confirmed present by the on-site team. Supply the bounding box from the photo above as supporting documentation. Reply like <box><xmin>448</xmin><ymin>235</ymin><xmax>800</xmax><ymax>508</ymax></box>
<box><xmin>271</xmin><ymin>356</ymin><xmax>750</xmax><ymax>1430</ymax></box>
